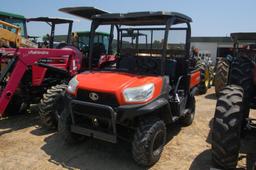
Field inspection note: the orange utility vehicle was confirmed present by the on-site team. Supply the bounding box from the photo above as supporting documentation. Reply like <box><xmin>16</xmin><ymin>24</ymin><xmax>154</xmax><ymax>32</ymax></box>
<box><xmin>58</xmin><ymin>9</ymin><xmax>201</xmax><ymax>166</ymax></box>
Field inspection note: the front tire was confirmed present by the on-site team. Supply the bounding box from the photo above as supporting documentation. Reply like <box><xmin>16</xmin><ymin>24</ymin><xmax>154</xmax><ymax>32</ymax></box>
<box><xmin>39</xmin><ymin>84</ymin><xmax>67</xmax><ymax>129</ymax></box>
<box><xmin>132</xmin><ymin>118</ymin><xmax>166</xmax><ymax>167</ymax></box>
<box><xmin>58</xmin><ymin>107</ymin><xmax>85</xmax><ymax>144</ymax></box>
<box><xmin>212</xmin><ymin>85</ymin><xmax>244</xmax><ymax>169</ymax></box>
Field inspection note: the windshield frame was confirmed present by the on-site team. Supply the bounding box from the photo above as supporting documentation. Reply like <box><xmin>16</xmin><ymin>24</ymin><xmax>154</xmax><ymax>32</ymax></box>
<box><xmin>88</xmin><ymin>16</ymin><xmax>191</xmax><ymax>75</ymax></box>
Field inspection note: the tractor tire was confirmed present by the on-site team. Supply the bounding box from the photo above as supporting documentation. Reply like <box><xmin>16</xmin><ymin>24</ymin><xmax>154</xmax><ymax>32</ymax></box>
<box><xmin>39</xmin><ymin>84</ymin><xmax>67</xmax><ymax>130</ymax></box>
<box><xmin>132</xmin><ymin>118</ymin><xmax>166</xmax><ymax>167</ymax></box>
<box><xmin>58</xmin><ymin>107</ymin><xmax>85</xmax><ymax>144</ymax></box>
<box><xmin>212</xmin><ymin>85</ymin><xmax>244</xmax><ymax>169</ymax></box>
<box><xmin>214</xmin><ymin>58</ymin><xmax>230</xmax><ymax>95</ymax></box>
<box><xmin>180</xmin><ymin>95</ymin><xmax>196</xmax><ymax>126</ymax></box>
<box><xmin>229</xmin><ymin>56</ymin><xmax>254</xmax><ymax>101</ymax></box>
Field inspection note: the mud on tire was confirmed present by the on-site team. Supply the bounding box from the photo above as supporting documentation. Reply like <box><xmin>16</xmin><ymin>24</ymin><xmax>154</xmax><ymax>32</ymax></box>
<box><xmin>39</xmin><ymin>84</ymin><xmax>67</xmax><ymax>129</ymax></box>
<box><xmin>132</xmin><ymin>118</ymin><xmax>166</xmax><ymax>167</ymax></box>
<box><xmin>211</xmin><ymin>85</ymin><xmax>244</xmax><ymax>169</ymax></box>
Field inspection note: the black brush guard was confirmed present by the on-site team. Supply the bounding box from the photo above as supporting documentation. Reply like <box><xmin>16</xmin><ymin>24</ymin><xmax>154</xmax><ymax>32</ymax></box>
<box><xmin>69</xmin><ymin>100</ymin><xmax>117</xmax><ymax>143</ymax></box>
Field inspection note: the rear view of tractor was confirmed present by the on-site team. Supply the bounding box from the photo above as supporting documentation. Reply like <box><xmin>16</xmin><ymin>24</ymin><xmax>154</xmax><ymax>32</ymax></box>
<box><xmin>211</xmin><ymin>33</ymin><xmax>256</xmax><ymax>169</ymax></box>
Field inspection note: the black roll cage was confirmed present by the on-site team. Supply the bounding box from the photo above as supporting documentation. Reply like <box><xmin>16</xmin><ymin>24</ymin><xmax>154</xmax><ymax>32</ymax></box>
<box><xmin>88</xmin><ymin>16</ymin><xmax>191</xmax><ymax>75</ymax></box>
<box><xmin>27</xmin><ymin>17</ymin><xmax>73</xmax><ymax>48</ymax></box>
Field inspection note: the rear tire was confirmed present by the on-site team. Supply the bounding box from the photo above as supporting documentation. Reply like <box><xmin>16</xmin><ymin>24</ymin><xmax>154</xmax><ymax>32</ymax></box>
<box><xmin>230</xmin><ymin>56</ymin><xmax>254</xmax><ymax>101</ymax></box>
<box><xmin>214</xmin><ymin>58</ymin><xmax>229</xmax><ymax>95</ymax></box>
<box><xmin>39</xmin><ymin>84</ymin><xmax>67</xmax><ymax>130</ymax></box>
<box><xmin>211</xmin><ymin>85</ymin><xmax>244</xmax><ymax>169</ymax></box>
<box><xmin>132</xmin><ymin>118</ymin><xmax>166</xmax><ymax>167</ymax></box>
<box><xmin>180</xmin><ymin>96</ymin><xmax>196</xmax><ymax>126</ymax></box>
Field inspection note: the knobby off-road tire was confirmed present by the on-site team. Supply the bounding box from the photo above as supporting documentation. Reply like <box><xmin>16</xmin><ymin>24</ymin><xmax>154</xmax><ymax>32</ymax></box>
<box><xmin>214</xmin><ymin>58</ymin><xmax>230</xmax><ymax>95</ymax></box>
<box><xmin>39</xmin><ymin>84</ymin><xmax>67</xmax><ymax>130</ymax></box>
<box><xmin>212</xmin><ymin>85</ymin><xmax>244</xmax><ymax>169</ymax></box>
<box><xmin>230</xmin><ymin>56</ymin><xmax>254</xmax><ymax>102</ymax></box>
<box><xmin>180</xmin><ymin>95</ymin><xmax>196</xmax><ymax>126</ymax></box>
<box><xmin>58</xmin><ymin>107</ymin><xmax>85</xmax><ymax>144</ymax></box>
<box><xmin>132</xmin><ymin>118</ymin><xmax>166</xmax><ymax>167</ymax></box>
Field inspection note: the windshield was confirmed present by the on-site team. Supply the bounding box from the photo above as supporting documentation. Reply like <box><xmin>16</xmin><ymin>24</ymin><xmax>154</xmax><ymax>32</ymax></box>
<box><xmin>0</xmin><ymin>17</ymin><xmax>26</xmax><ymax>37</ymax></box>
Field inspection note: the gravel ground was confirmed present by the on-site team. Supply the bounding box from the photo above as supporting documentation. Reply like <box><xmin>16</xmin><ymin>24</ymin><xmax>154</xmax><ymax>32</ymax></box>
<box><xmin>0</xmin><ymin>88</ymin><xmax>255</xmax><ymax>170</ymax></box>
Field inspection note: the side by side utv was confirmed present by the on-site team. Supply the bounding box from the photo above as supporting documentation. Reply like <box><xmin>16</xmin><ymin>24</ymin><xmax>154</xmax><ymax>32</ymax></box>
<box><xmin>58</xmin><ymin>10</ymin><xmax>201</xmax><ymax>166</ymax></box>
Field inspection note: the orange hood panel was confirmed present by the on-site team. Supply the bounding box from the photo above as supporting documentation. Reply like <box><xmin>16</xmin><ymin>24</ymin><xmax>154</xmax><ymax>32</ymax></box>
<box><xmin>76</xmin><ymin>71</ymin><xmax>163</xmax><ymax>104</ymax></box>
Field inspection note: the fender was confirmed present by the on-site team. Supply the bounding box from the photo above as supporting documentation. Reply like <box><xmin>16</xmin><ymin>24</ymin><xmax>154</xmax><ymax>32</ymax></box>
<box><xmin>117</xmin><ymin>96</ymin><xmax>172</xmax><ymax>123</ymax></box>
<box><xmin>190</xmin><ymin>69</ymin><xmax>201</xmax><ymax>89</ymax></box>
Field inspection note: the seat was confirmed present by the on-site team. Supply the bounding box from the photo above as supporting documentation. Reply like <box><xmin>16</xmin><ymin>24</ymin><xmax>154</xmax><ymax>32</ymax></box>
<box><xmin>118</xmin><ymin>56</ymin><xmax>137</xmax><ymax>71</ymax></box>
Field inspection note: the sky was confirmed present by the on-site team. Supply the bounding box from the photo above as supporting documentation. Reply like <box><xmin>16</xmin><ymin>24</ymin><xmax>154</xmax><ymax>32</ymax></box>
<box><xmin>1</xmin><ymin>0</ymin><xmax>256</xmax><ymax>37</ymax></box>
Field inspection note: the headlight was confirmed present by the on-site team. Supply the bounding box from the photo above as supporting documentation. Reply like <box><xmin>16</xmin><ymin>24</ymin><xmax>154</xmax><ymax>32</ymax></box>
<box><xmin>67</xmin><ymin>76</ymin><xmax>79</xmax><ymax>94</ymax></box>
<box><xmin>123</xmin><ymin>83</ymin><xmax>154</xmax><ymax>103</ymax></box>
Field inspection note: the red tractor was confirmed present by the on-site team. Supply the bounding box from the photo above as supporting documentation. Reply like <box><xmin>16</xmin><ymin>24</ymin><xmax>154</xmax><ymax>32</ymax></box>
<box><xmin>0</xmin><ymin>8</ymin><xmax>112</xmax><ymax>129</ymax></box>
<box><xmin>58</xmin><ymin>9</ymin><xmax>201</xmax><ymax>166</ymax></box>
<box><xmin>211</xmin><ymin>33</ymin><xmax>256</xmax><ymax>169</ymax></box>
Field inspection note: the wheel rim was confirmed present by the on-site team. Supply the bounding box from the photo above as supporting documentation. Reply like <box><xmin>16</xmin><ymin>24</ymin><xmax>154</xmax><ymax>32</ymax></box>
<box><xmin>151</xmin><ymin>130</ymin><xmax>165</xmax><ymax>157</ymax></box>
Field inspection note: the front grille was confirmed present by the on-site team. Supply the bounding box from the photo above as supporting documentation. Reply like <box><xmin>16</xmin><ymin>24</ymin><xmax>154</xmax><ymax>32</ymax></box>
<box><xmin>76</xmin><ymin>89</ymin><xmax>119</xmax><ymax>107</ymax></box>
<box><xmin>71</xmin><ymin>101</ymin><xmax>114</xmax><ymax>134</ymax></box>
<box><xmin>72</xmin><ymin>103</ymin><xmax>112</xmax><ymax>119</ymax></box>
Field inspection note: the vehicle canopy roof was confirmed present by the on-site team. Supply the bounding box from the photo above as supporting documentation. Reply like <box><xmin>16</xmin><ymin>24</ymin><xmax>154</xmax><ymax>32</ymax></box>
<box><xmin>26</xmin><ymin>17</ymin><xmax>73</xmax><ymax>24</ymax></box>
<box><xmin>0</xmin><ymin>11</ymin><xmax>25</xmax><ymax>20</ymax></box>
<box><xmin>92</xmin><ymin>11</ymin><xmax>192</xmax><ymax>25</ymax></box>
<box><xmin>231</xmin><ymin>32</ymin><xmax>256</xmax><ymax>42</ymax></box>
<box><xmin>59</xmin><ymin>7</ymin><xmax>191</xmax><ymax>25</ymax></box>
<box><xmin>59</xmin><ymin>7</ymin><xmax>108</xmax><ymax>20</ymax></box>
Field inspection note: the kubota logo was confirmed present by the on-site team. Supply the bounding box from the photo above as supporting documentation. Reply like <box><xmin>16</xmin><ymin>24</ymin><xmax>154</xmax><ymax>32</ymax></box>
<box><xmin>89</xmin><ymin>92</ymin><xmax>99</xmax><ymax>101</ymax></box>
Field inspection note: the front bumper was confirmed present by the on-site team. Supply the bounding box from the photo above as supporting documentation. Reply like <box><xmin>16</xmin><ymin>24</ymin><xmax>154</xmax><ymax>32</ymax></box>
<box><xmin>69</xmin><ymin>99</ymin><xmax>117</xmax><ymax>143</ymax></box>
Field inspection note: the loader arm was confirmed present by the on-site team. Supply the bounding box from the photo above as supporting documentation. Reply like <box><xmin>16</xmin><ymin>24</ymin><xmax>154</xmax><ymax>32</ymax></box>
<box><xmin>0</xmin><ymin>48</ymin><xmax>80</xmax><ymax>116</ymax></box>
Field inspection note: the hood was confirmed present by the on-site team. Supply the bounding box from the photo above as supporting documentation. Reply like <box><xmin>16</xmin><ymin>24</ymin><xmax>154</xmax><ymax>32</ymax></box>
<box><xmin>76</xmin><ymin>71</ymin><xmax>163</xmax><ymax>104</ymax></box>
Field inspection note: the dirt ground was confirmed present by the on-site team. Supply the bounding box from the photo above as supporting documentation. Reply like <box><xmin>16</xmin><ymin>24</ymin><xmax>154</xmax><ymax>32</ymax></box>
<box><xmin>0</xmin><ymin>88</ymin><xmax>255</xmax><ymax>170</ymax></box>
